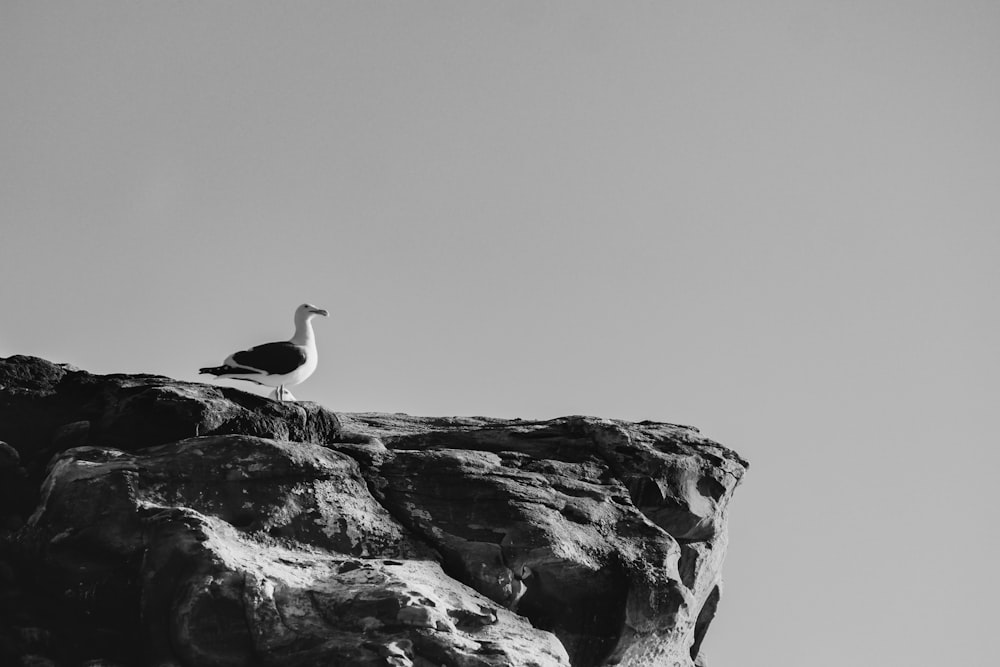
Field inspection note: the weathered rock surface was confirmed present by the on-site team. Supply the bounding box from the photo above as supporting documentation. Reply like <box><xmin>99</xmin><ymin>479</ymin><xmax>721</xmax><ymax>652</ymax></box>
<box><xmin>0</xmin><ymin>355</ymin><xmax>747</xmax><ymax>667</ymax></box>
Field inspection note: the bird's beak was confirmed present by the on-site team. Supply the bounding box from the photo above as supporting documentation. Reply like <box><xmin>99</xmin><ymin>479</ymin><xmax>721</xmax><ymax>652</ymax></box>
<box><xmin>313</xmin><ymin>308</ymin><xmax>329</xmax><ymax>317</ymax></box>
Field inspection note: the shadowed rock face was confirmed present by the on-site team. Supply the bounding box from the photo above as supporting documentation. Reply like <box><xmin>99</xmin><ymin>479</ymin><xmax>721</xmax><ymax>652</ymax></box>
<box><xmin>0</xmin><ymin>355</ymin><xmax>748</xmax><ymax>667</ymax></box>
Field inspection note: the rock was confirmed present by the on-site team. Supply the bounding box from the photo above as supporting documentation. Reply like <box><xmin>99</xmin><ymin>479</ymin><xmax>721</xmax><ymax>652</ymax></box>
<box><xmin>2</xmin><ymin>356</ymin><xmax>748</xmax><ymax>666</ymax></box>
<box><xmin>148</xmin><ymin>514</ymin><xmax>568</xmax><ymax>667</ymax></box>
<box><xmin>0</xmin><ymin>355</ymin><xmax>343</xmax><ymax>517</ymax></box>
<box><xmin>18</xmin><ymin>656</ymin><xmax>57</xmax><ymax>667</ymax></box>
<box><xmin>23</xmin><ymin>437</ymin><xmax>568</xmax><ymax>666</ymax></box>
<box><xmin>0</xmin><ymin>440</ymin><xmax>29</xmax><ymax>540</ymax></box>
<box><xmin>0</xmin><ymin>441</ymin><xmax>19</xmax><ymax>468</ymax></box>
<box><xmin>13</xmin><ymin>627</ymin><xmax>52</xmax><ymax>653</ymax></box>
<box><xmin>0</xmin><ymin>355</ymin><xmax>68</xmax><ymax>393</ymax></box>
<box><xmin>341</xmin><ymin>414</ymin><xmax>747</xmax><ymax>667</ymax></box>
<box><xmin>26</xmin><ymin>435</ymin><xmax>431</xmax><ymax>562</ymax></box>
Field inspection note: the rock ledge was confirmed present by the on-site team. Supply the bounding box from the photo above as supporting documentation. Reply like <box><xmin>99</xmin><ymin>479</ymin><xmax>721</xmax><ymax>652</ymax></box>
<box><xmin>0</xmin><ymin>355</ymin><xmax>747</xmax><ymax>667</ymax></box>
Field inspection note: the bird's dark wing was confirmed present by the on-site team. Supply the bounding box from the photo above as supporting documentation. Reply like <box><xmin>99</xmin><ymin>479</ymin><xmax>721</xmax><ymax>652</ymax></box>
<box><xmin>231</xmin><ymin>342</ymin><xmax>307</xmax><ymax>375</ymax></box>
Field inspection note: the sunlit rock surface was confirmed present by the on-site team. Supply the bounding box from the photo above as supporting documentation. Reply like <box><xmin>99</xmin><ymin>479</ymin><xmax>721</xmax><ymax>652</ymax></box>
<box><xmin>0</xmin><ymin>355</ymin><xmax>748</xmax><ymax>666</ymax></box>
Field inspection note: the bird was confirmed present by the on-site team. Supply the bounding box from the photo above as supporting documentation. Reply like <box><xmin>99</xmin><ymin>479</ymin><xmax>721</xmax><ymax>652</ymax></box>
<box><xmin>199</xmin><ymin>303</ymin><xmax>329</xmax><ymax>402</ymax></box>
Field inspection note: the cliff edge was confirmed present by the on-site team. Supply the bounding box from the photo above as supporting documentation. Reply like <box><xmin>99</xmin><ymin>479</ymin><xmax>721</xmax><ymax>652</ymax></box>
<box><xmin>0</xmin><ymin>355</ymin><xmax>748</xmax><ymax>667</ymax></box>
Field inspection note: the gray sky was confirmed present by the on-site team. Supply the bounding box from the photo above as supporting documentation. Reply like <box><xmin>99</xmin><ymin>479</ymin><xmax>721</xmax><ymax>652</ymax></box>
<box><xmin>3</xmin><ymin>2</ymin><xmax>997</xmax><ymax>665</ymax></box>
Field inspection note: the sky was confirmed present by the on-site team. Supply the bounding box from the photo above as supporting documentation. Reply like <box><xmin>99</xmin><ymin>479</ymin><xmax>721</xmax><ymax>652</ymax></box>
<box><xmin>2</xmin><ymin>2</ymin><xmax>998</xmax><ymax>665</ymax></box>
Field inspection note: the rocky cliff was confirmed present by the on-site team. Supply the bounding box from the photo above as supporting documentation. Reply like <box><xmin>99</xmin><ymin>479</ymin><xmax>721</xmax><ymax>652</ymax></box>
<box><xmin>0</xmin><ymin>355</ymin><xmax>748</xmax><ymax>667</ymax></box>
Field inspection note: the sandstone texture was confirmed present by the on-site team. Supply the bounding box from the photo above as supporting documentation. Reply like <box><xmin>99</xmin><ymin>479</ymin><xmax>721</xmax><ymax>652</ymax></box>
<box><xmin>0</xmin><ymin>355</ymin><xmax>748</xmax><ymax>667</ymax></box>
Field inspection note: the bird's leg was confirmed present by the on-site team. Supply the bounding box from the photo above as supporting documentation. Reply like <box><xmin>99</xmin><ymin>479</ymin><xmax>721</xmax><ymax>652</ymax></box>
<box><xmin>278</xmin><ymin>385</ymin><xmax>284</xmax><ymax>402</ymax></box>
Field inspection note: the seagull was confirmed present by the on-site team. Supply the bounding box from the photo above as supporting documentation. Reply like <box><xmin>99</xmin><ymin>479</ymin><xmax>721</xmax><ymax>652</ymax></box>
<box><xmin>199</xmin><ymin>303</ymin><xmax>329</xmax><ymax>402</ymax></box>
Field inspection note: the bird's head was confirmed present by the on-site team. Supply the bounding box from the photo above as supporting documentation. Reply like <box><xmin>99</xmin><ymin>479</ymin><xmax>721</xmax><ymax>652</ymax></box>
<box><xmin>297</xmin><ymin>303</ymin><xmax>330</xmax><ymax>319</ymax></box>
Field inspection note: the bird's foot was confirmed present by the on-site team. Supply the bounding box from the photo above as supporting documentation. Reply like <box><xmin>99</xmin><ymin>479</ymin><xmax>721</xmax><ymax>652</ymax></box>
<box><xmin>268</xmin><ymin>387</ymin><xmax>296</xmax><ymax>402</ymax></box>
